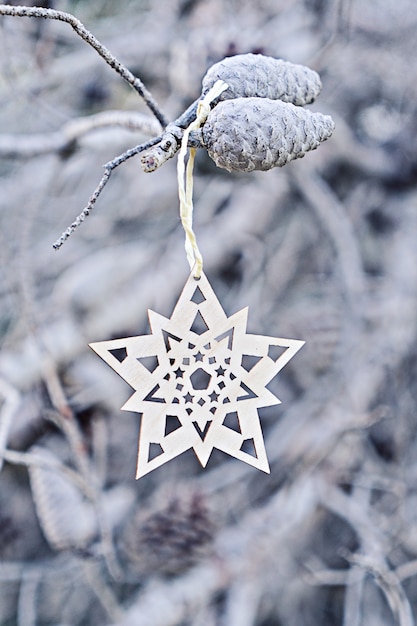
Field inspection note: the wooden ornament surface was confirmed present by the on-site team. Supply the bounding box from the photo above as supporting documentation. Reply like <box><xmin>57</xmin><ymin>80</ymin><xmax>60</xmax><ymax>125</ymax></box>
<box><xmin>90</xmin><ymin>272</ymin><xmax>304</xmax><ymax>479</ymax></box>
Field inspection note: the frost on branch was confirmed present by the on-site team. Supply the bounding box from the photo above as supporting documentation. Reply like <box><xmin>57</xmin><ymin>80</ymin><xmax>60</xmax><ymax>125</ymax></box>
<box><xmin>200</xmin><ymin>97</ymin><xmax>335</xmax><ymax>173</ymax></box>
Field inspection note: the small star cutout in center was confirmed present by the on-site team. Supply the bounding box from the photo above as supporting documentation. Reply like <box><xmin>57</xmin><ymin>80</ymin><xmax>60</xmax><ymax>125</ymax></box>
<box><xmin>174</xmin><ymin>367</ymin><xmax>185</xmax><ymax>378</ymax></box>
<box><xmin>184</xmin><ymin>392</ymin><xmax>194</xmax><ymax>403</ymax></box>
<box><xmin>209</xmin><ymin>390</ymin><xmax>219</xmax><ymax>402</ymax></box>
<box><xmin>216</xmin><ymin>365</ymin><xmax>226</xmax><ymax>376</ymax></box>
<box><xmin>194</xmin><ymin>351</ymin><xmax>204</xmax><ymax>362</ymax></box>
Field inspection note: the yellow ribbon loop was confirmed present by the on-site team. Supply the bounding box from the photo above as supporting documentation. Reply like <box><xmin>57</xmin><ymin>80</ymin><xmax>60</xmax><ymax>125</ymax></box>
<box><xmin>177</xmin><ymin>80</ymin><xmax>228</xmax><ymax>278</ymax></box>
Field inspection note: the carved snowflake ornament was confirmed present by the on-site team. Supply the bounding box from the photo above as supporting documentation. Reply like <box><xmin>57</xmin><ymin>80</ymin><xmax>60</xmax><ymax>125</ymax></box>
<box><xmin>90</xmin><ymin>273</ymin><xmax>304</xmax><ymax>478</ymax></box>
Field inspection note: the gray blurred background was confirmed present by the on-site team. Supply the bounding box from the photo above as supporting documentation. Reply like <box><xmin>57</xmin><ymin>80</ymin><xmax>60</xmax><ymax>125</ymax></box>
<box><xmin>1</xmin><ymin>1</ymin><xmax>417</xmax><ymax>624</ymax></box>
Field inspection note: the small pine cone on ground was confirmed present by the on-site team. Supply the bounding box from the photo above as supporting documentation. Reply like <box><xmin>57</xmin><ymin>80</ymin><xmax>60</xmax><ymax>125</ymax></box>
<box><xmin>202</xmin><ymin>53</ymin><xmax>322</xmax><ymax>106</ymax></box>
<box><xmin>120</xmin><ymin>490</ymin><xmax>216</xmax><ymax>576</ymax></box>
<box><xmin>201</xmin><ymin>97</ymin><xmax>335</xmax><ymax>173</ymax></box>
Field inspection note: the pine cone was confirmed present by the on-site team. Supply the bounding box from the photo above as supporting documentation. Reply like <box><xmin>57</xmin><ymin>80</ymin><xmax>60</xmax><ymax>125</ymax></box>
<box><xmin>201</xmin><ymin>97</ymin><xmax>335</xmax><ymax>173</ymax></box>
<box><xmin>29</xmin><ymin>445</ymin><xmax>134</xmax><ymax>551</ymax></box>
<box><xmin>202</xmin><ymin>53</ymin><xmax>322</xmax><ymax>106</ymax></box>
<box><xmin>120</xmin><ymin>490</ymin><xmax>215</xmax><ymax>576</ymax></box>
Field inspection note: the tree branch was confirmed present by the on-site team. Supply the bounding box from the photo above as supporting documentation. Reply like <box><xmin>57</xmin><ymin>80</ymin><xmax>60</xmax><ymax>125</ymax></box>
<box><xmin>0</xmin><ymin>448</ymin><xmax>86</xmax><ymax>492</ymax></box>
<box><xmin>52</xmin><ymin>135</ymin><xmax>161</xmax><ymax>249</ymax></box>
<box><xmin>0</xmin><ymin>4</ymin><xmax>168</xmax><ymax>127</ymax></box>
<box><xmin>0</xmin><ymin>378</ymin><xmax>20</xmax><ymax>475</ymax></box>
<box><xmin>0</xmin><ymin>110</ymin><xmax>162</xmax><ymax>158</ymax></box>
<box><xmin>342</xmin><ymin>552</ymin><xmax>415</xmax><ymax>626</ymax></box>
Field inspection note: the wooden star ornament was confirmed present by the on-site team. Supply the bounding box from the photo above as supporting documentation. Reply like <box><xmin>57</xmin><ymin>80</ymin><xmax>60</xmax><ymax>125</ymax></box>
<box><xmin>90</xmin><ymin>273</ymin><xmax>304</xmax><ymax>478</ymax></box>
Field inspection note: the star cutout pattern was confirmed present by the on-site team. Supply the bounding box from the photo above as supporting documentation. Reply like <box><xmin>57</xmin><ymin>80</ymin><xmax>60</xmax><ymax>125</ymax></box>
<box><xmin>90</xmin><ymin>272</ymin><xmax>304</xmax><ymax>479</ymax></box>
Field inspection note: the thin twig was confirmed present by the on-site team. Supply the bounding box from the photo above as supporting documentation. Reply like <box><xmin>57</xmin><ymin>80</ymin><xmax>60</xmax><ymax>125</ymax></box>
<box><xmin>304</xmin><ymin>558</ymin><xmax>417</xmax><ymax>626</ymax></box>
<box><xmin>52</xmin><ymin>167</ymin><xmax>111</xmax><ymax>250</ymax></box>
<box><xmin>140</xmin><ymin>99</ymin><xmax>201</xmax><ymax>173</ymax></box>
<box><xmin>221</xmin><ymin>578</ymin><xmax>262</xmax><ymax>626</ymax></box>
<box><xmin>83</xmin><ymin>560</ymin><xmax>123</xmax><ymax>622</ymax></box>
<box><xmin>0</xmin><ymin>4</ymin><xmax>168</xmax><ymax>127</ymax></box>
<box><xmin>40</xmin><ymin>354</ymin><xmax>122</xmax><ymax>580</ymax></box>
<box><xmin>0</xmin><ymin>5</ymin><xmax>202</xmax><ymax>247</ymax></box>
<box><xmin>319</xmin><ymin>479</ymin><xmax>415</xmax><ymax>626</ymax></box>
<box><xmin>0</xmin><ymin>378</ymin><xmax>20</xmax><ymax>474</ymax></box>
<box><xmin>17</xmin><ymin>568</ymin><xmax>40</xmax><ymax>626</ymax></box>
<box><xmin>341</xmin><ymin>484</ymin><xmax>369</xmax><ymax>626</ymax></box>
<box><xmin>52</xmin><ymin>135</ymin><xmax>161</xmax><ymax>249</ymax></box>
<box><xmin>291</xmin><ymin>161</ymin><xmax>365</xmax><ymax>311</ymax></box>
<box><xmin>303</xmin><ymin>560</ymin><xmax>362</xmax><ymax>586</ymax></box>
<box><xmin>0</xmin><ymin>448</ymin><xmax>87</xmax><ymax>492</ymax></box>
<box><xmin>40</xmin><ymin>356</ymin><xmax>90</xmax><ymax>473</ymax></box>
<box><xmin>140</xmin><ymin>124</ymin><xmax>184</xmax><ymax>173</ymax></box>
<box><xmin>396</xmin><ymin>560</ymin><xmax>417</xmax><ymax>583</ymax></box>
<box><xmin>0</xmin><ymin>110</ymin><xmax>162</xmax><ymax>158</ymax></box>
<box><xmin>342</xmin><ymin>551</ymin><xmax>415</xmax><ymax>626</ymax></box>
